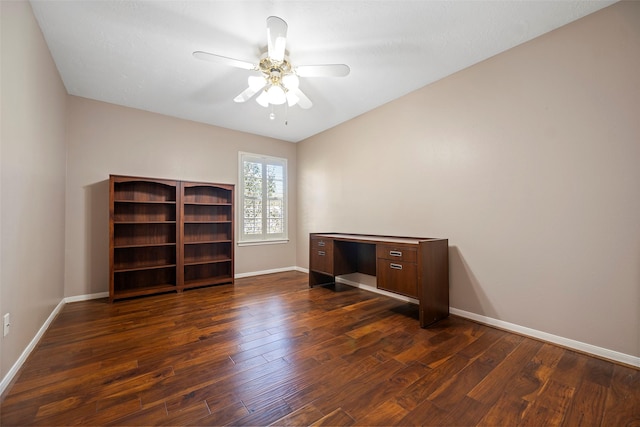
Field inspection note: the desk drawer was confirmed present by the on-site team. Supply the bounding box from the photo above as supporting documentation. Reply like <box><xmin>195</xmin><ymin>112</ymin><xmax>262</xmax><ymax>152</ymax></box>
<box><xmin>377</xmin><ymin>259</ymin><xmax>418</xmax><ymax>298</ymax></box>
<box><xmin>376</xmin><ymin>244</ymin><xmax>417</xmax><ymax>263</ymax></box>
<box><xmin>311</xmin><ymin>237</ymin><xmax>332</xmax><ymax>250</ymax></box>
<box><xmin>310</xmin><ymin>238</ymin><xmax>333</xmax><ymax>275</ymax></box>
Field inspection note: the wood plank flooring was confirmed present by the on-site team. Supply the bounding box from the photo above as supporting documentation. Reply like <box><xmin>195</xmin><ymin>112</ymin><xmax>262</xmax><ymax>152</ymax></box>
<box><xmin>1</xmin><ymin>271</ymin><xmax>638</xmax><ymax>426</ymax></box>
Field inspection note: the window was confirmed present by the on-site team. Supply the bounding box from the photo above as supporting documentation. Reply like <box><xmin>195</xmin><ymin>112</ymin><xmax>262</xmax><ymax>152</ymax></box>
<box><xmin>238</xmin><ymin>152</ymin><xmax>288</xmax><ymax>244</ymax></box>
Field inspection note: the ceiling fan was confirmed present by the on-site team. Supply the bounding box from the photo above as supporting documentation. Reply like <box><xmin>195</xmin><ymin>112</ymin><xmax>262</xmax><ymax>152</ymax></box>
<box><xmin>193</xmin><ymin>16</ymin><xmax>350</xmax><ymax>111</ymax></box>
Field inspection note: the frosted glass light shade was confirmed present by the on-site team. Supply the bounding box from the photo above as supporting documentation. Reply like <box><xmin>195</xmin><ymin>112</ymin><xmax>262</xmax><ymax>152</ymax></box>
<box><xmin>256</xmin><ymin>89</ymin><xmax>270</xmax><ymax>107</ymax></box>
<box><xmin>248</xmin><ymin>75</ymin><xmax>266</xmax><ymax>90</ymax></box>
<box><xmin>267</xmin><ymin>85</ymin><xmax>286</xmax><ymax>105</ymax></box>
<box><xmin>282</xmin><ymin>74</ymin><xmax>299</xmax><ymax>90</ymax></box>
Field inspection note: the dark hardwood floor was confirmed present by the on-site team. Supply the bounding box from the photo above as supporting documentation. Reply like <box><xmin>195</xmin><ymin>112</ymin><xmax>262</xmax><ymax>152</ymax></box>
<box><xmin>1</xmin><ymin>271</ymin><xmax>638</xmax><ymax>426</ymax></box>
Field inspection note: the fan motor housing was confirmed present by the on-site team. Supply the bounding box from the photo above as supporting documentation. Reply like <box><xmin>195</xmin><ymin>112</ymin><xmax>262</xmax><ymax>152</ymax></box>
<box><xmin>259</xmin><ymin>55</ymin><xmax>292</xmax><ymax>85</ymax></box>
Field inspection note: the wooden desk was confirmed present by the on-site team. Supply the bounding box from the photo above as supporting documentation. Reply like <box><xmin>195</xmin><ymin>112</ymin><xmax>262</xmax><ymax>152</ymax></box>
<box><xmin>309</xmin><ymin>233</ymin><xmax>449</xmax><ymax>327</ymax></box>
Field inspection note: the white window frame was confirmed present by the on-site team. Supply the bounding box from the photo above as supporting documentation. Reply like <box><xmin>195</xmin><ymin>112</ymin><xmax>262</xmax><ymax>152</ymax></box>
<box><xmin>238</xmin><ymin>152</ymin><xmax>288</xmax><ymax>245</ymax></box>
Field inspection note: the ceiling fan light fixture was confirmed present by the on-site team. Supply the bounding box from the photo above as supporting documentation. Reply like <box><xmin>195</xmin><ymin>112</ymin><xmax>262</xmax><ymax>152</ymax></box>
<box><xmin>267</xmin><ymin>85</ymin><xmax>286</xmax><ymax>105</ymax></box>
<box><xmin>282</xmin><ymin>73</ymin><xmax>299</xmax><ymax>90</ymax></box>
<box><xmin>256</xmin><ymin>89</ymin><xmax>270</xmax><ymax>107</ymax></box>
<box><xmin>248</xmin><ymin>75</ymin><xmax>266</xmax><ymax>90</ymax></box>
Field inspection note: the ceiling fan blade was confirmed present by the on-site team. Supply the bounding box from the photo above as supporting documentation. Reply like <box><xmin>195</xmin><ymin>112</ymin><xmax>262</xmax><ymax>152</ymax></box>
<box><xmin>296</xmin><ymin>64</ymin><xmax>350</xmax><ymax>77</ymax></box>
<box><xmin>233</xmin><ymin>86</ymin><xmax>260</xmax><ymax>103</ymax></box>
<box><xmin>193</xmin><ymin>51</ymin><xmax>255</xmax><ymax>70</ymax></box>
<box><xmin>293</xmin><ymin>88</ymin><xmax>313</xmax><ymax>109</ymax></box>
<box><xmin>266</xmin><ymin>16</ymin><xmax>287</xmax><ymax>62</ymax></box>
<box><xmin>233</xmin><ymin>76</ymin><xmax>267</xmax><ymax>103</ymax></box>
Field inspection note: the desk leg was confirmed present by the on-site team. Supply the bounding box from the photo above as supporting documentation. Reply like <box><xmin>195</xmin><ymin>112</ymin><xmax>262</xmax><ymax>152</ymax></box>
<box><xmin>419</xmin><ymin>300</ymin><xmax>449</xmax><ymax>328</ymax></box>
<box><xmin>419</xmin><ymin>302</ymin><xmax>427</xmax><ymax>328</ymax></box>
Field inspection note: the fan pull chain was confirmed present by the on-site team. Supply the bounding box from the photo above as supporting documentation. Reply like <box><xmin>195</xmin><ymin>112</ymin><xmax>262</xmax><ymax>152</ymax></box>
<box><xmin>284</xmin><ymin>100</ymin><xmax>289</xmax><ymax>126</ymax></box>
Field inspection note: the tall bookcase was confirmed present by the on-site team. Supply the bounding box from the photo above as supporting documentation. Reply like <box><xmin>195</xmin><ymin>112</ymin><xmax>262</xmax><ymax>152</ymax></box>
<box><xmin>109</xmin><ymin>175</ymin><xmax>234</xmax><ymax>301</ymax></box>
<box><xmin>181</xmin><ymin>181</ymin><xmax>234</xmax><ymax>291</ymax></box>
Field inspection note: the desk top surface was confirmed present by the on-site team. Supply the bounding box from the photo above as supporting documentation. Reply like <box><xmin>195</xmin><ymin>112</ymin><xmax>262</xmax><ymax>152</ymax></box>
<box><xmin>311</xmin><ymin>233</ymin><xmax>444</xmax><ymax>245</ymax></box>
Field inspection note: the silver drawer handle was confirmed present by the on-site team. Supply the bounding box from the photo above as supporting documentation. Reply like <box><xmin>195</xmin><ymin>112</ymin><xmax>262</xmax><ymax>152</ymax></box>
<box><xmin>390</xmin><ymin>263</ymin><xmax>403</xmax><ymax>270</ymax></box>
<box><xmin>389</xmin><ymin>250</ymin><xmax>402</xmax><ymax>257</ymax></box>
<box><xmin>318</xmin><ymin>251</ymin><xmax>326</xmax><ymax>256</ymax></box>
<box><xmin>318</xmin><ymin>241</ymin><xmax>325</xmax><ymax>247</ymax></box>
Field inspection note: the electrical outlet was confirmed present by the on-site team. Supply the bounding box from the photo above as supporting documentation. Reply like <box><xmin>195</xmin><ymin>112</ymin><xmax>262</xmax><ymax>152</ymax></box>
<box><xmin>3</xmin><ymin>313</ymin><xmax>10</xmax><ymax>337</ymax></box>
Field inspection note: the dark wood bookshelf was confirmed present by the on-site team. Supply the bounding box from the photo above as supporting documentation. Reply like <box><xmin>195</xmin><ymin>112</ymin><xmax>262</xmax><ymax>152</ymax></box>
<box><xmin>109</xmin><ymin>175</ymin><xmax>234</xmax><ymax>301</ymax></box>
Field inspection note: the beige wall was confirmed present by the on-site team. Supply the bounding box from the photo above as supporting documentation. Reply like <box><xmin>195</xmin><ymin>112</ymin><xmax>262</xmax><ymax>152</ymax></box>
<box><xmin>65</xmin><ymin>96</ymin><xmax>297</xmax><ymax>297</ymax></box>
<box><xmin>1</xmin><ymin>1</ymin><xmax>68</xmax><ymax>378</ymax></box>
<box><xmin>297</xmin><ymin>1</ymin><xmax>640</xmax><ymax>358</ymax></box>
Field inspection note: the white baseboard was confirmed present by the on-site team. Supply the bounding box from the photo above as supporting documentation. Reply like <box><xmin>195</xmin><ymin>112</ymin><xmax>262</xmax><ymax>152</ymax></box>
<box><xmin>450</xmin><ymin>307</ymin><xmax>640</xmax><ymax>368</ymax></box>
<box><xmin>65</xmin><ymin>291</ymin><xmax>109</xmax><ymax>303</ymax></box>
<box><xmin>0</xmin><ymin>299</ymin><xmax>66</xmax><ymax>395</ymax></box>
<box><xmin>234</xmin><ymin>266</ymin><xmax>301</xmax><ymax>279</ymax></box>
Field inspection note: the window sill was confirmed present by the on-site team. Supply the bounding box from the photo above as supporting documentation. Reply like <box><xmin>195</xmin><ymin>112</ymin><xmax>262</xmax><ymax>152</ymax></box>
<box><xmin>238</xmin><ymin>239</ymin><xmax>289</xmax><ymax>247</ymax></box>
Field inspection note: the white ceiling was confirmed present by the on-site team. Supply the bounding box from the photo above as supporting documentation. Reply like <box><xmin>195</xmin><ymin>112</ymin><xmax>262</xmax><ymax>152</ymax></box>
<box><xmin>30</xmin><ymin>0</ymin><xmax>616</xmax><ymax>143</ymax></box>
